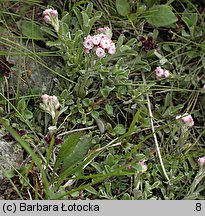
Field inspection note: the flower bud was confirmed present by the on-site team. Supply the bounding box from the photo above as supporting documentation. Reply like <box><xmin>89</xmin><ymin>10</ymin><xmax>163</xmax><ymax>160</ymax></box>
<box><xmin>40</xmin><ymin>94</ymin><xmax>60</xmax><ymax>120</ymax></box>
<box><xmin>139</xmin><ymin>160</ymin><xmax>147</xmax><ymax>172</ymax></box>
<box><xmin>198</xmin><ymin>156</ymin><xmax>205</xmax><ymax>166</ymax></box>
<box><xmin>176</xmin><ymin>113</ymin><xmax>194</xmax><ymax>127</ymax></box>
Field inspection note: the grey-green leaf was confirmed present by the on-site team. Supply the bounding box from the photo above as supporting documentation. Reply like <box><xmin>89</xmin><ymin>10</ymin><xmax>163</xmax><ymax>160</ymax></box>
<box><xmin>116</xmin><ymin>0</ymin><xmax>130</xmax><ymax>16</ymax></box>
<box><xmin>95</xmin><ymin>118</ymin><xmax>106</xmax><ymax>134</ymax></box>
<box><xmin>54</xmin><ymin>132</ymin><xmax>83</xmax><ymax>171</ymax></box>
<box><xmin>23</xmin><ymin>110</ymin><xmax>33</xmax><ymax>120</ymax></box>
<box><xmin>62</xmin><ymin>135</ymin><xmax>92</xmax><ymax>171</ymax></box>
<box><xmin>17</xmin><ymin>99</ymin><xmax>26</xmax><ymax>111</ymax></box>
<box><xmin>146</xmin><ymin>5</ymin><xmax>178</xmax><ymax>27</ymax></box>
<box><xmin>17</xmin><ymin>20</ymin><xmax>44</xmax><ymax>39</ymax></box>
<box><xmin>114</xmin><ymin>124</ymin><xmax>126</xmax><ymax>135</ymax></box>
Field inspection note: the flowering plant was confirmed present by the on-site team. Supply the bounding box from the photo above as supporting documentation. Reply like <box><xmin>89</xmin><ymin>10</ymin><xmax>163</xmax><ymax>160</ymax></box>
<box><xmin>198</xmin><ymin>156</ymin><xmax>205</xmax><ymax>168</ymax></box>
<box><xmin>43</xmin><ymin>8</ymin><xmax>59</xmax><ymax>33</ymax></box>
<box><xmin>176</xmin><ymin>113</ymin><xmax>194</xmax><ymax>127</ymax></box>
<box><xmin>154</xmin><ymin>66</ymin><xmax>170</xmax><ymax>79</ymax></box>
<box><xmin>40</xmin><ymin>94</ymin><xmax>67</xmax><ymax>127</ymax></box>
<box><xmin>83</xmin><ymin>27</ymin><xmax>116</xmax><ymax>58</ymax></box>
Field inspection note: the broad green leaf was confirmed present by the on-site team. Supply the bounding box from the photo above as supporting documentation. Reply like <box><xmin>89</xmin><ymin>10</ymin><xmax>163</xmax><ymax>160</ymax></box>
<box><xmin>91</xmin><ymin>110</ymin><xmax>99</xmax><ymax>119</ymax></box>
<box><xmin>116</xmin><ymin>0</ymin><xmax>130</xmax><ymax>16</ymax></box>
<box><xmin>182</xmin><ymin>10</ymin><xmax>198</xmax><ymax>28</ymax></box>
<box><xmin>54</xmin><ymin>132</ymin><xmax>83</xmax><ymax>171</ymax></box>
<box><xmin>114</xmin><ymin>124</ymin><xmax>126</xmax><ymax>135</ymax></box>
<box><xmin>62</xmin><ymin>135</ymin><xmax>92</xmax><ymax>171</ymax></box>
<box><xmin>73</xmin><ymin>30</ymin><xmax>83</xmax><ymax>48</ymax></box>
<box><xmin>105</xmin><ymin>153</ymin><xmax>114</xmax><ymax>166</ymax></box>
<box><xmin>61</xmin><ymin>89</ymin><xmax>69</xmax><ymax>99</ymax></box>
<box><xmin>105</xmin><ymin>104</ymin><xmax>113</xmax><ymax>116</ymax></box>
<box><xmin>120</xmin><ymin>45</ymin><xmax>131</xmax><ymax>52</ymax></box>
<box><xmin>70</xmin><ymin>191</ymin><xmax>79</xmax><ymax>198</ymax></box>
<box><xmin>82</xmin><ymin>98</ymin><xmax>90</xmax><ymax>107</ymax></box>
<box><xmin>17</xmin><ymin>20</ymin><xmax>44</xmax><ymax>39</ymax></box>
<box><xmin>23</xmin><ymin>110</ymin><xmax>33</xmax><ymax>120</ymax></box>
<box><xmin>100</xmin><ymin>86</ymin><xmax>115</xmax><ymax>98</ymax></box>
<box><xmin>146</xmin><ymin>5</ymin><xmax>178</xmax><ymax>27</ymax></box>
<box><xmin>17</xmin><ymin>99</ymin><xmax>26</xmax><ymax>110</ymax></box>
<box><xmin>132</xmin><ymin>163</ymin><xmax>142</xmax><ymax>171</ymax></box>
<box><xmin>56</xmin><ymin>148</ymin><xmax>101</xmax><ymax>186</ymax></box>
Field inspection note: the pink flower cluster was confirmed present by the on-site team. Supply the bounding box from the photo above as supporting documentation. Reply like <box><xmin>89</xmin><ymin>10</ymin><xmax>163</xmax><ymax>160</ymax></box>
<box><xmin>40</xmin><ymin>94</ymin><xmax>60</xmax><ymax>119</ymax></box>
<box><xmin>155</xmin><ymin>66</ymin><xmax>170</xmax><ymax>79</ymax></box>
<box><xmin>176</xmin><ymin>113</ymin><xmax>194</xmax><ymax>127</ymax></box>
<box><xmin>139</xmin><ymin>160</ymin><xmax>147</xmax><ymax>172</ymax></box>
<box><xmin>43</xmin><ymin>8</ymin><xmax>58</xmax><ymax>23</ymax></box>
<box><xmin>43</xmin><ymin>8</ymin><xmax>59</xmax><ymax>33</ymax></box>
<box><xmin>83</xmin><ymin>27</ymin><xmax>116</xmax><ymax>58</ymax></box>
<box><xmin>198</xmin><ymin>156</ymin><xmax>205</xmax><ymax>166</ymax></box>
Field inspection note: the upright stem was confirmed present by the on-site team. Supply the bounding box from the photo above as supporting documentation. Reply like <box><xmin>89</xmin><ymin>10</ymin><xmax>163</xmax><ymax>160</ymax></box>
<box><xmin>141</xmin><ymin>72</ymin><xmax>170</xmax><ymax>183</ymax></box>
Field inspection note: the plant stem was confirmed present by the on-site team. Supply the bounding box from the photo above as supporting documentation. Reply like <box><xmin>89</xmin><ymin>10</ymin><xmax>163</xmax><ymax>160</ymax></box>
<box><xmin>141</xmin><ymin>72</ymin><xmax>170</xmax><ymax>183</ymax></box>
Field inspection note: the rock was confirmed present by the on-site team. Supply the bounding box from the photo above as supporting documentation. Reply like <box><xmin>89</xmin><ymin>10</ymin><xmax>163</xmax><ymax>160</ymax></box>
<box><xmin>0</xmin><ymin>129</ymin><xmax>23</xmax><ymax>199</ymax></box>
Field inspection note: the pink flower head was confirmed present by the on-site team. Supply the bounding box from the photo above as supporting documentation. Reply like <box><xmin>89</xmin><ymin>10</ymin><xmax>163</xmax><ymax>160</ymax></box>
<box><xmin>97</xmin><ymin>27</ymin><xmax>105</xmax><ymax>33</ymax></box>
<box><xmin>163</xmin><ymin>70</ymin><xmax>170</xmax><ymax>78</ymax></box>
<box><xmin>52</xmin><ymin>96</ymin><xmax>60</xmax><ymax>109</ymax></box>
<box><xmin>43</xmin><ymin>8</ymin><xmax>58</xmax><ymax>16</ymax></box>
<box><xmin>83</xmin><ymin>29</ymin><xmax>115</xmax><ymax>57</ymax></box>
<box><xmin>43</xmin><ymin>8</ymin><xmax>59</xmax><ymax>32</ymax></box>
<box><xmin>139</xmin><ymin>160</ymin><xmax>147</xmax><ymax>172</ymax></box>
<box><xmin>40</xmin><ymin>94</ymin><xmax>60</xmax><ymax>119</ymax></box>
<box><xmin>95</xmin><ymin>47</ymin><xmax>105</xmax><ymax>58</ymax></box>
<box><xmin>198</xmin><ymin>156</ymin><xmax>205</xmax><ymax>166</ymax></box>
<box><xmin>176</xmin><ymin>113</ymin><xmax>194</xmax><ymax>127</ymax></box>
<box><xmin>50</xmin><ymin>9</ymin><xmax>58</xmax><ymax>15</ymax></box>
<box><xmin>97</xmin><ymin>27</ymin><xmax>112</xmax><ymax>38</ymax></box>
<box><xmin>100</xmin><ymin>36</ymin><xmax>112</xmax><ymax>49</ymax></box>
<box><xmin>155</xmin><ymin>66</ymin><xmax>170</xmax><ymax>79</ymax></box>
<box><xmin>41</xmin><ymin>94</ymin><xmax>49</xmax><ymax>100</ymax></box>
<box><xmin>83</xmin><ymin>36</ymin><xmax>94</xmax><ymax>50</ymax></box>
<box><xmin>43</xmin><ymin>8</ymin><xmax>53</xmax><ymax>16</ymax></box>
<box><xmin>155</xmin><ymin>66</ymin><xmax>164</xmax><ymax>78</ymax></box>
<box><xmin>181</xmin><ymin>114</ymin><xmax>194</xmax><ymax>127</ymax></box>
<box><xmin>108</xmin><ymin>43</ymin><xmax>116</xmax><ymax>55</ymax></box>
<box><xmin>52</xmin><ymin>96</ymin><xmax>57</xmax><ymax>100</ymax></box>
<box><xmin>91</xmin><ymin>34</ymin><xmax>101</xmax><ymax>46</ymax></box>
<box><xmin>44</xmin><ymin>15</ymin><xmax>51</xmax><ymax>23</ymax></box>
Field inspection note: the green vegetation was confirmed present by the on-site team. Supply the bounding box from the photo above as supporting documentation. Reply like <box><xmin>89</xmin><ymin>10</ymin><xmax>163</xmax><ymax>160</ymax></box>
<box><xmin>0</xmin><ymin>0</ymin><xmax>205</xmax><ymax>200</ymax></box>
